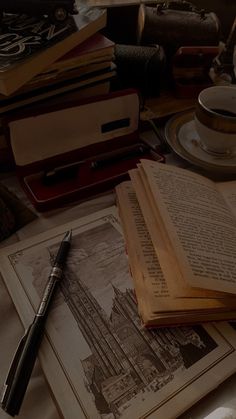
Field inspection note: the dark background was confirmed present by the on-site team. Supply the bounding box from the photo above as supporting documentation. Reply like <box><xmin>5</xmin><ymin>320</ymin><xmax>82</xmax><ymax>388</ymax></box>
<box><xmin>194</xmin><ymin>0</ymin><xmax>236</xmax><ymax>38</ymax></box>
<box><xmin>103</xmin><ymin>0</ymin><xmax>236</xmax><ymax>43</ymax></box>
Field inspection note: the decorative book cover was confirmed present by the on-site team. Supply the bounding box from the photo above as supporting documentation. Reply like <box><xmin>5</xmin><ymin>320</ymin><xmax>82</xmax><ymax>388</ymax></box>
<box><xmin>0</xmin><ymin>14</ymin><xmax>77</xmax><ymax>71</ymax></box>
<box><xmin>0</xmin><ymin>7</ymin><xmax>107</xmax><ymax>95</ymax></box>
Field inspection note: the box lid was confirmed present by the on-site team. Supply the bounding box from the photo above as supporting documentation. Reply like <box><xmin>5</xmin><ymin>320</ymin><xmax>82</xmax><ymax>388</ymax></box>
<box><xmin>7</xmin><ymin>89</ymin><xmax>140</xmax><ymax>170</ymax></box>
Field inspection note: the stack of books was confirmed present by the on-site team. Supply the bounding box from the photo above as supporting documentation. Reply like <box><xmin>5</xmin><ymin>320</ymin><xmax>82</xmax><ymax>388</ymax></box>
<box><xmin>0</xmin><ymin>32</ymin><xmax>116</xmax><ymax>113</ymax></box>
<box><xmin>0</xmin><ymin>6</ymin><xmax>115</xmax><ymax>166</ymax></box>
<box><xmin>0</xmin><ymin>8</ymin><xmax>114</xmax><ymax>110</ymax></box>
<box><xmin>116</xmin><ymin>160</ymin><xmax>236</xmax><ymax>327</ymax></box>
<box><xmin>0</xmin><ymin>32</ymin><xmax>115</xmax><ymax>114</ymax></box>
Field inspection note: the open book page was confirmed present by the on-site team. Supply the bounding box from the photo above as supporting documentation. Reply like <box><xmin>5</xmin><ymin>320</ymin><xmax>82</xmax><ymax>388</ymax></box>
<box><xmin>116</xmin><ymin>180</ymin><xmax>170</xmax><ymax>324</ymax></box>
<box><xmin>129</xmin><ymin>167</ymin><xmax>231</xmax><ymax>300</ymax></box>
<box><xmin>127</xmin><ymin>169</ymin><xmax>186</xmax><ymax>299</ymax></box>
<box><xmin>218</xmin><ymin>180</ymin><xmax>236</xmax><ymax>217</ymax></box>
<box><xmin>139</xmin><ymin>160</ymin><xmax>236</xmax><ymax>295</ymax></box>
<box><xmin>1</xmin><ymin>206</ymin><xmax>236</xmax><ymax>419</ymax></box>
<box><xmin>130</xmin><ymin>167</ymin><xmax>211</xmax><ymax>299</ymax></box>
<box><xmin>116</xmin><ymin>180</ymin><xmax>236</xmax><ymax>326</ymax></box>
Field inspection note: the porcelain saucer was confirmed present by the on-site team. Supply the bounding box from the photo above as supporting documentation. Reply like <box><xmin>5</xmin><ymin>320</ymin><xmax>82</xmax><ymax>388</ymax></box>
<box><xmin>165</xmin><ymin>111</ymin><xmax>236</xmax><ymax>173</ymax></box>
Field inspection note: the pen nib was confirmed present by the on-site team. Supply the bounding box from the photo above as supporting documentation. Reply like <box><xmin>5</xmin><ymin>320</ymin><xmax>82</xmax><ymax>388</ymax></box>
<box><xmin>63</xmin><ymin>230</ymin><xmax>72</xmax><ymax>243</ymax></box>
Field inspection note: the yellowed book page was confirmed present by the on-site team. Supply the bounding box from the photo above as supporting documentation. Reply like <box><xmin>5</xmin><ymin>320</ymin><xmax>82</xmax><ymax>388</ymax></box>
<box><xmin>139</xmin><ymin>160</ymin><xmax>236</xmax><ymax>295</ymax></box>
<box><xmin>130</xmin><ymin>168</ymin><xmax>226</xmax><ymax>299</ymax></box>
<box><xmin>116</xmin><ymin>180</ymin><xmax>236</xmax><ymax>316</ymax></box>
<box><xmin>141</xmin><ymin>165</ymin><xmax>231</xmax><ymax>300</ymax></box>
<box><xmin>116</xmin><ymin>181</ymin><xmax>168</xmax><ymax>320</ymax></box>
<box><xmin>133</xmin><ymin>167</ymin><xmax>213</xmax><ymax>299</ymax></box>
<box><xmin>117</xmin><ymin>174</ymin><xmax>190</xmax><ymax>299</ymax></box>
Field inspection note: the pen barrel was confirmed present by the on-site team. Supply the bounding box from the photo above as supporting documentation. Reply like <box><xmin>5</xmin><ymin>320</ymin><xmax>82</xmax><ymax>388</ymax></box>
<box><xmin>37</xmin><ymin>270</ymin><xmax>60</xmax><ymax>317</ymax></box>
<box><xmin>3</xmin><ymin>318</ymin><xmax>45</xmax><ymax>416</ymax></box>
<box><xmin>1</xmin><ymin>231</ymin><xmax>72</xmax><ymax>417</ymax></box>
<box><xmin>90</xmin><ymin>145</ymin><xmax>147</xmax><ymax>170</ymax></box>
<box><xmin>43</xmin><ymin>163</ymin><xmax>80</xmax><ymax>186</ymax></box>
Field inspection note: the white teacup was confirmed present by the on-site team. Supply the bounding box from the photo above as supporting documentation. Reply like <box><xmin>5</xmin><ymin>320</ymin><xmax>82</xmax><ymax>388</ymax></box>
<box><xmin>194</xmin><ymin>86</ymin><xmax>236</xmax><ymax>156</ymax></box>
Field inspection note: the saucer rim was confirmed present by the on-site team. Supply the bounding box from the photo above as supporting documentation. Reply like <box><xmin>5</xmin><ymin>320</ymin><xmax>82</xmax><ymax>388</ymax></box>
<box><xmin>165</xmin><ymin>111</ymin><xmax>236</xmax><ymax>174</ymax></box>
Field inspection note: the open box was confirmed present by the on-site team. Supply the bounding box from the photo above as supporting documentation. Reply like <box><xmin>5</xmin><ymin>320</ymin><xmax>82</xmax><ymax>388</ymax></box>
<box><xmin>6</xmin><ymin>89</ymin><xmax>164</xmax><ymax>211</ymax></box>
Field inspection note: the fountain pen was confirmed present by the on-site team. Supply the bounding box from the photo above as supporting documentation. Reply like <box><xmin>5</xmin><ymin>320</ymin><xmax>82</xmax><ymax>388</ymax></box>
<box><xmin>1</xmin><ymin>230</ymin><xmax>72</xmax><ymax>417</ymax></box>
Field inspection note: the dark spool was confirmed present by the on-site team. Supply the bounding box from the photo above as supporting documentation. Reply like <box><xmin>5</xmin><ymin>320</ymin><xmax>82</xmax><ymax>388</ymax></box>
<box><xmin>114</xmin><ymin>44</ymin><xmax>166</xmax><ymax>97</ymax></box>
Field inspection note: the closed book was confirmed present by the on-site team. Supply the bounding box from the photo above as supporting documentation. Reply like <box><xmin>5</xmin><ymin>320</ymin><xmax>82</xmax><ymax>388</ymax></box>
<box><xmin>4</xmin><ymin>33</ymin><xmax>115</xmax><ymax>95</ymax></box>
<box><xmin>0</xmin><ymin>7</ymin><xmax>107</xmax><ymax>96</ymax></box>
<box><xmin>45</xmin><ymin>32</ymin><xmax>115</xmax><ymax>73</ymax></box>
<box><xmin>0</xmin><ymin>64</ymin><xmax>116</xmax><ymax>113</ymax></box>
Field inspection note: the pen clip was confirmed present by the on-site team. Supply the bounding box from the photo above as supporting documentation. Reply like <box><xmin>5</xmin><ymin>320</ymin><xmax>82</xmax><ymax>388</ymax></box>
<box><xmin>1</xmin><ymin>328</ymin><xmax>29</xmax><ymax>409</ymax></box>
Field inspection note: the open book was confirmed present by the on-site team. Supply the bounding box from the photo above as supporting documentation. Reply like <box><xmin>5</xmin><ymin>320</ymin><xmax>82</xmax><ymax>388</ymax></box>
<box><xmin>2</xmin><ymin>206</ymin><xmax>236</xmax><ymax>418</ymax></box>
<box><xmin>116</xmin><ymin>160</ymin><xmax>236</xmax><ymax>327</ymax></box>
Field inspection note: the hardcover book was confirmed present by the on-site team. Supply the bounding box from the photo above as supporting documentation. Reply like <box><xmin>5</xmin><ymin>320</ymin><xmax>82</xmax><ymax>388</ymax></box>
<box><xmin>116</xmin><ymin>161</ymin><xmax>236</xmax><ymax>327</ymax></box>
<box><xmin>43</xmin><ymin>32</ymin><xmax>115</xmax><ymax>73</ymax></box>
<box><xmin>0</xmin><ymin>33</ymin><xmax>115</xmax><ymax>113</ymax></box>
<box><xmin>1</xmin><ymin>206</ymin><xmax>236</xmax><ymax>418</ymax></box>
<box><xmin>0</xmin><ymin>7</ymin><xmax>107</xmax><ymax>95</ymax></box>
<box><xmin>17</xmin><ymin>32</ymin><xmax>115</xmax><ymax>92</ymax></box>
<box><xmin>0</xmin><ymin>63</ymin><xmax>116</xmax><ymax>113</ymax></box>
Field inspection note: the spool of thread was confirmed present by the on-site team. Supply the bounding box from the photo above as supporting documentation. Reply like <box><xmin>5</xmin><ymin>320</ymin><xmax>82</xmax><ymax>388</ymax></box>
<box><xmin>114</xmin><ymin>44</ymin><xmax>166</xmax><ymax>97</ymax></box>
<box><xmin>137</xmin><ymin>4</ymin><xmax>221</xmax><ymax>49</ymax></box>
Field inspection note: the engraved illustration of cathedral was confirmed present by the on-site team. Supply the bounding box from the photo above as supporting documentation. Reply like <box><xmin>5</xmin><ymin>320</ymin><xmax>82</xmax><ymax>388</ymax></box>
<box><xmin>60</xmin><ymin>268</ymin><xmax>217</xmax><ymax>418</ymax></box>
<box><xmin>26</xmin><ymin>219</ymin><xmax>218</xmax><ymax>419</ymax></box>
